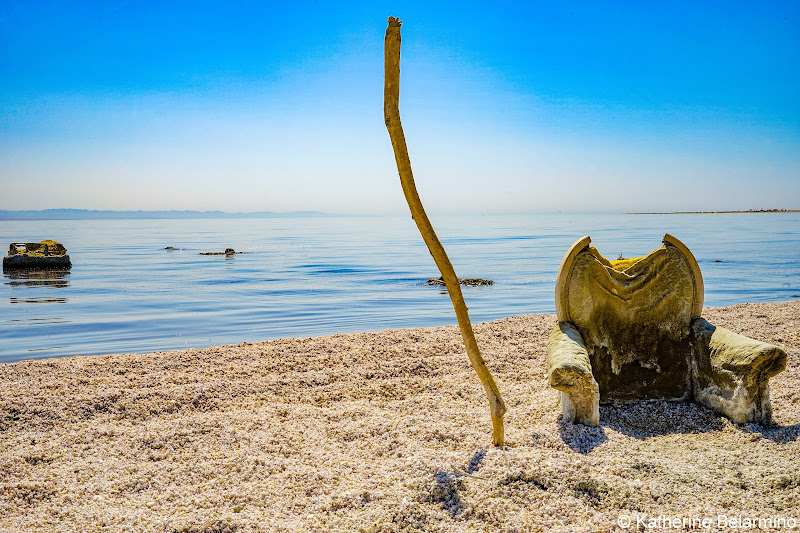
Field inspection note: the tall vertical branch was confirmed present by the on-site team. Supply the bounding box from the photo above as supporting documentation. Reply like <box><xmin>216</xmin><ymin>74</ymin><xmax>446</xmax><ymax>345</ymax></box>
<box><xmin>383</xmin><ymin>16</ymin><xmax>506</xmax><ymax>446</ymax></box>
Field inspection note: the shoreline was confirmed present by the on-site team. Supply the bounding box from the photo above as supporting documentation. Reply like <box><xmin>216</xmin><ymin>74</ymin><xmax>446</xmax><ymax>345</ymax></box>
<box><xmin>628</xmin><ymin>209</ymin><xmax>799</xmax><ymax>214</ymax></box>
<box><xmin>1</xmin><ymin>300</ymin><xmax>798</xmax><ymax>531</ymax></box>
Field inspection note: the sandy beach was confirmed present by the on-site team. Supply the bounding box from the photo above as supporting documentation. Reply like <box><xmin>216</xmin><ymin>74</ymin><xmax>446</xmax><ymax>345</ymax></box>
<box><xmin>1</xmin><ymin>300</ymin><xmax>798</xmax><ymax>532</ymax></box>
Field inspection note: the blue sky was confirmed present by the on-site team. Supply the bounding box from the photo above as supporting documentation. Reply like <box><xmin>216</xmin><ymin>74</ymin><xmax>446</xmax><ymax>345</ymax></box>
<box><xmin>1</xmin><ymin>1</ymin><xmax>798</xmax><ymax>214</ymax></box>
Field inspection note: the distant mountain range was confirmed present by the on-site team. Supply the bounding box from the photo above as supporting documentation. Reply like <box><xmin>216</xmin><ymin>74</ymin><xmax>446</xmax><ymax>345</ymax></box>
<box><xmin>0</xmin><ymin>209</ymin><xmax>332</xmax><ymax>220</ymax></box>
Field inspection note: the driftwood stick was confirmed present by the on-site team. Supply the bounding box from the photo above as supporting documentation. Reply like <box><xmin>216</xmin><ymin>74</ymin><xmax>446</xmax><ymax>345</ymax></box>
<box><xmin>383</xmin><ymin>16</ymin><xmax>506</xmax><ymax>446</ymax></box>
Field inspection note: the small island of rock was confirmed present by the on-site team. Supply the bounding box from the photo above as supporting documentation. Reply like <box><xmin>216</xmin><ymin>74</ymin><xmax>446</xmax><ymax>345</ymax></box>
<box><xmin>3</xmin><ymin>240</ymin><xmax>72</xmax><ymax>271</ymax></box>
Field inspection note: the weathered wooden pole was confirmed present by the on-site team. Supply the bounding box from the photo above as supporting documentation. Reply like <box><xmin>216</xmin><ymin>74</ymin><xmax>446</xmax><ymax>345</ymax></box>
<box><xmin>383</xmin><ymin>16</ymin><xmax>507</xmax><ymax>446</ymax></box>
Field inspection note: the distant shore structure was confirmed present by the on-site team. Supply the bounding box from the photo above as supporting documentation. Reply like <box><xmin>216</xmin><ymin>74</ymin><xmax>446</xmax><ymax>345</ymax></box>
<box><xmin>629</xmin><ymin>209</ymin><xmax>799</xmax><ymax>214</ymax></box>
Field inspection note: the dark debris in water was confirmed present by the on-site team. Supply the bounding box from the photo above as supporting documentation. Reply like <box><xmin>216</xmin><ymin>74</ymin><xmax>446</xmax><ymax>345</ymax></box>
<box><xmin>199</xmin><ymin>248</ymin><xmax>249</xmax><ymax>256</ymax></box>
<box><xmin>426</xmin><ymin>276</ymin><xmax>494</xmax><ymax>287</ymax></box>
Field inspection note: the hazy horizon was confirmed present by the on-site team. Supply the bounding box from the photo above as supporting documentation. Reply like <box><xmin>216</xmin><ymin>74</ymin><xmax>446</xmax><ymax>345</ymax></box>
<box><xmin>2</xmin><ymin>2</ymin><xmax>799</xmax><ymax>215</ymax></box>
<box><xmin>1</xmin><ymin>207</ymin><xmax>799</xmax><ymax>221</ymax></box>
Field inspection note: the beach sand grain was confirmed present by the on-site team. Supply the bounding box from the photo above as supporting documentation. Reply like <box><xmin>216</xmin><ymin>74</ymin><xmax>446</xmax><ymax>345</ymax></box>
<box><xmin>1</xmin><ymin>300</ymin><xmax>798</xmax><ymax>532</ymax></box>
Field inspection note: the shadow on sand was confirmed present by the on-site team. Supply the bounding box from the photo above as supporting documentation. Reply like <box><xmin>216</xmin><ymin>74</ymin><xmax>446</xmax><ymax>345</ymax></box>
<box><xmin>558</xmin><ymin>420</ymin><xmax>607</xmax><ymax>453</ymax></box>
<box><xmin>558</xmin><ymin>401</ymin><xmax>799</xmax><ymax>451</ymax></box>
<box><xmin>600</xmin><ymin>401</ymin><xmax>725</xmax><ymax>438</ymax></box>
<box><xmin>737</xmin><ymin>422</ymin><xmax>800</xmax><ymax>444</ymax></box>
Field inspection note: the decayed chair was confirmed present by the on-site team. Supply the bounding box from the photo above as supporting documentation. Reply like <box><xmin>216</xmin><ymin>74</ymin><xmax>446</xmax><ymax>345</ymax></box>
<box><xmin>547</xmin><ymin>234</ymin><xmax>787</xmax><ymax>426</ymax></box>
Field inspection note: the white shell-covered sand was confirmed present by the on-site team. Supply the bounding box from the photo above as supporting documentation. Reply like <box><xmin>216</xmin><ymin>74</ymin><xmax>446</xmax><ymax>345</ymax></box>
<box><xmin>1</xmin><ymin>300</ymin><xmax>798</xmax><ymax>532</ymax></box>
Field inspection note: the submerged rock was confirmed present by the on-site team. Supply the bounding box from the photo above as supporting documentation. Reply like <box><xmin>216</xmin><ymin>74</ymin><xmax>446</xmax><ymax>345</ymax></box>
<box><xmin>426</xmin><ymin>276</ymin><xmax>494</xmax><ymax>287</ymax></box>
<box><xmin>199</xmin><ymin>248</ymin><xmax>249</xmax><ymax>256</ymax></box>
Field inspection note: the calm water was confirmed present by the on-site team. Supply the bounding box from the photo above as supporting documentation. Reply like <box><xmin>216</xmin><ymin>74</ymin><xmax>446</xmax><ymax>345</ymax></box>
<box><xmin>1</xmin><ymin>213</ymin><xmax>799</xmax><ymax>363</ymax></box>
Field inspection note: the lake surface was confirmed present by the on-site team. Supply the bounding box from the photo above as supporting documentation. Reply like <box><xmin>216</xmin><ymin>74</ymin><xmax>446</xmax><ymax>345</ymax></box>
<box><xmin>1</xmin><ymin>213</ymin><xmax>799</xmax><ymax>363</ymax></box>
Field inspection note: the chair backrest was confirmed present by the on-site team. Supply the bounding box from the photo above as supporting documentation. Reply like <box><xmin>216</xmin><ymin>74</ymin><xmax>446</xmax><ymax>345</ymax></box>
<box><xmin>554</xmin><ymin>234</ymin><xmax>704</xmax><ymax>402</ymax></box>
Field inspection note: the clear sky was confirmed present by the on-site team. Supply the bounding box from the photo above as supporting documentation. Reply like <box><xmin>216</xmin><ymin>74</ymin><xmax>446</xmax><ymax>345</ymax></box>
<box><xmin>1</xmin><ymin>1</ymin><xmax>798</xmax><ymax>214</ymax></box>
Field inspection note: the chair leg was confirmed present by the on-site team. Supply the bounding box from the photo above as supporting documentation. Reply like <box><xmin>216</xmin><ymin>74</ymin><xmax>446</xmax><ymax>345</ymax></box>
<box><xmin>548</xmin><ymin>322</ymin><xmax>600</xmax><ymax>426</ymax></box>
<box><xmin>559</xmin><ymin>384</ymin><xmax>600</xmax><ymax>426</ymax></box>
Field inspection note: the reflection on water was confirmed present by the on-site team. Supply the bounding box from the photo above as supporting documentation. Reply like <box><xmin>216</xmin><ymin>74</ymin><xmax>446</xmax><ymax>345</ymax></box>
<box><xmin>3</xmin><ymin>269</ymin><xmax>71</xmax><ymax>288</ymax></box>
<box><xmin>3</xmin><ymin>267</ymin><xmax>71</xmax><ymax>356</ymax></box>
<box><xmin>5</xmin><ymin>269</ymin><xmax>70</xmax><ymax>304</ymax></box>
<box><xmin>10</xmin><ymin>297</ymin><xmax>69</xmax><ymax>304</ymax></box>
<box><xmin>6</xmin><ymin>317</ymin><xmax>72</xmax><ymax>324</ymax></box>
<box><xmin>26</xmin><ymin>345</ymin><xmax>72</xmax><ymax>353</ymax></box>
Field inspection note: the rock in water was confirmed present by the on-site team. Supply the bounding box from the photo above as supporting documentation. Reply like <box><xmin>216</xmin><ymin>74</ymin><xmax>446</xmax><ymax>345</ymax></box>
<box><xmin>199</xmin><ymin>248</ymin><xmax>249</xmax><ymax>256</ymax></box>
<box><xmin>426</xmin><ymin>276</ymin><xmax>494</xmax><ymax>286</ymax></box>
<box><xmin>3</xmin><ymin>240</ymin><xmax>71</xmax><ymax>271</ymax></box>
